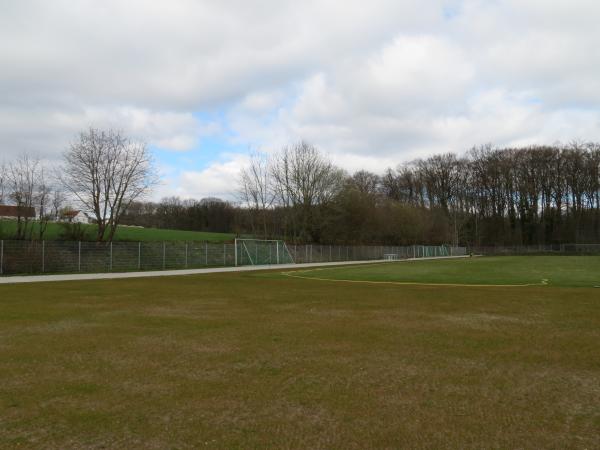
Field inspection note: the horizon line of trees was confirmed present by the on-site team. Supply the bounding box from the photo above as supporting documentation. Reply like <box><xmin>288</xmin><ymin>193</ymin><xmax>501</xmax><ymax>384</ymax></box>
<box><xmin>3</xmin><ymin>134</ymin><xmax>600</xmax><ymax>246</ymax></box>
<box><xmin>122</xmin><ymin>141</ymin><xmax>600</xmax><ymax>247</ymax></box>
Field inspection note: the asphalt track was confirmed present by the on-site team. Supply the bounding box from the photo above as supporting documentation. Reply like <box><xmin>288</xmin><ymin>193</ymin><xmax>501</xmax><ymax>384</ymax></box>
<box><xmin>0</xmin><ymin>256</ymin><xmax>468</xmax><ymax>284</ymax></box>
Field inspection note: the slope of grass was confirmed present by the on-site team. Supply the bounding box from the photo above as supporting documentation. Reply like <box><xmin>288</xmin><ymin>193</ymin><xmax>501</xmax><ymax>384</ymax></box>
<box><xmin>0</xmin><ymin>219</ymin><xmax>235</xmax><ymax>242</ymax></box>
<box><xmin>286</xmin><ymin>256</ymin><xmax>600</xmax><ymax>288</ymax></box>
<box><xmin>0</xmin><ymin>260</ymin><xmax>599</xmax><ymax>448</ymax></box>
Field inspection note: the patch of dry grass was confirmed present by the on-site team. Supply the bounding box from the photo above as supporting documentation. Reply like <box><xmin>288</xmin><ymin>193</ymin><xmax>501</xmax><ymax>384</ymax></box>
<box><xmin>0</xmin><ymin>268</ymin><xmax>599</xmax><ymax>449</ymax></box>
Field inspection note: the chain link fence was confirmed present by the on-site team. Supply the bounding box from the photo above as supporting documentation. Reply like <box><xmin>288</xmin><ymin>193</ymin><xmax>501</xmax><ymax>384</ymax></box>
<box><xmin>0</xmin><ymin>240</ymin><xmax>466</xmax><ymax>276</ymax></box>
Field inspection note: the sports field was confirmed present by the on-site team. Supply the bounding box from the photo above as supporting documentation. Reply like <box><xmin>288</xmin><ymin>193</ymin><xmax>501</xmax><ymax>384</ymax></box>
<box><xmin>1</xmin><ymin>256</ymin><xmax>599</xmax><ymax>448</ymax></box>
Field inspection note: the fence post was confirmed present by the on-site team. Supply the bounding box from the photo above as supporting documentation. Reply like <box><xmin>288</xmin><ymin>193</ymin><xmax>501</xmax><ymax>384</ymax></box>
<box><xmin>42</xmin><ymin>240</ymin><xmax>45</xmax><ymax>273</ymax></box>
<box><xmin>163</xmin><ymin>242</ymin><xmax>166</xmax><ymax>270</ymax></box>
<box><xmin>78</xmin><ymin>241</ymin><xmax>81</xmax><ymax>272</ymax></box>
<box><xmin>138</xmin><ymin>242</ymin><xmax>141</xmax><ymax>270</ymax></box>
<box><xmin>110</xmin><ymin>242</ymin><xmax>113</xmax><ymax>271</ymax></box>
<box><xmin>329</xmin><ymin>245</ymin><xmax>332</xmax><ymax>262</ymax></box>
<box><xmin>0</xmin><ymin>239</ymin><xmax>3</xmax><ymax>275</ymax></box>
<box><xmin>205</xmin><ymin>242</ymin><xmax>208</xmax><ymax>266</ymax></box>
<box><xmin>276</xmin><ymin>242</ymin><xmax>280</xmax><ymax>264</ymax></box>
<box><xmin>223</xmin><ymin>243</ymin><xmax>226</xmax><ymax>266</ymax></box>
<box><xmin>185</xmin><ymin>242</ymin><xmax>188</xmax><ymax>268</ymax></box>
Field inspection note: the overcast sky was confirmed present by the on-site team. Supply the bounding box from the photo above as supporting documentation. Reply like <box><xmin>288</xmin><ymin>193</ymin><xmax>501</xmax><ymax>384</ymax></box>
<box><xmin>2</xmin><ymin>0</ymin><xmax>600</xmax><ymax>200</ymax></box>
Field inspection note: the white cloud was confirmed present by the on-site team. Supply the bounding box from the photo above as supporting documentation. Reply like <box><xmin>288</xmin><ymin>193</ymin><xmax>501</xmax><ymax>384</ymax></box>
<box><xmin>156</xmin><ymin>154</ymin><xmax>250</xmax><ymax>201</ymax></box>
<box><xmin>2</xmin><ymin>0</ymin><xmax>600</xmax><ymax>198</ymax></box>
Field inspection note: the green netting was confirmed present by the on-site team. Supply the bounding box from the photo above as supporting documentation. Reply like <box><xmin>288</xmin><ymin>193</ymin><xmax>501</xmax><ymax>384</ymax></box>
<box><xmin>235</xmin><ymin>240</ymin><xmax>295</xmax><ymax>266</ymax></box>
<box><xmin>413</xmin><ymin>245</ymin><xmax>451</xmax><ymax>258</ymax></box>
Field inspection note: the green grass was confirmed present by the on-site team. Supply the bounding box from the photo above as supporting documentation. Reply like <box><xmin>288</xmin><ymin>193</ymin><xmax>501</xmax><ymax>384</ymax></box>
<box><xmin>0</xmin><ymin>219</ymin><xmax>235</xmax><ymax>242</ymax></box>
<box><xmin>1</xmin><ymin>256</ymin><xmax>599</xmax><ymax>448</ymax></box>
<box><xmin>289</xmin><ymin>256</ymin><xmax>600</xmax><ymax>288</ymax></box>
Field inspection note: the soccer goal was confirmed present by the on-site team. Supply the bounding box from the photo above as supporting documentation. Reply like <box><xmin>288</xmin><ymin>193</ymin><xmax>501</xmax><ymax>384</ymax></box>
<box><xmin>234</xmin><ymin>239</ymin><xmax>295</xmax><ymax>266</ymax></box>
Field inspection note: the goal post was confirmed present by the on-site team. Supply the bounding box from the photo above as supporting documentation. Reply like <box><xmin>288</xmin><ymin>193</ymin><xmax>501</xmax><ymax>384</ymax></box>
<box><xmin>234</xmin><ymin>239</ymin><xmax>295</xmax><ymax>266</ymax></box>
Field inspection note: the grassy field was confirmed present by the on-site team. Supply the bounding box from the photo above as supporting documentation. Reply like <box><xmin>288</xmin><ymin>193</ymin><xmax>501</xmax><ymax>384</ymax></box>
<box><xmin>286</xmin><ymin>255</ymin><xmax>600</xmax><ymax>288</ymax></box>
<box><xmin>1</xmin><ymin>256</ymin><xmax>599</xmax><ymax>448</ymax></box>
<box><xmin>0</xmin><ymin>219</ymin><xmax>235</xmax><ymax>242</ymax></box>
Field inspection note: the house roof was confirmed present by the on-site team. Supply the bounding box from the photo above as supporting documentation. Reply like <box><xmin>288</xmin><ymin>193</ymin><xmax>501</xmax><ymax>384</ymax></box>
<box><xmin>61</xmin><ymin>210</ymin><xmax>81</xmax><ymax>218</ymax></box>
<box><xmin>0</xmin><ymin>204</ymin><xmax>36</xmax><ymax>218</ymax></box>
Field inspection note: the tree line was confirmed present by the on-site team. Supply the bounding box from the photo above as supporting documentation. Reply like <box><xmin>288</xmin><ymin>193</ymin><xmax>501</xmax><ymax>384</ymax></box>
<box><xmin>124</xmin><ymin>141</ymin><xmax>600</xmax><ymax>246</ymax></box>
<box><xmin>3</xmin><ymin>128</ymin><xmax>600</xmax><ymax>246</ymax></box>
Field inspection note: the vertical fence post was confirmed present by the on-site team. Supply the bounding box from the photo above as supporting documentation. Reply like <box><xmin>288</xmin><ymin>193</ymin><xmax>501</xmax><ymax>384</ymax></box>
<box><xmin>0</xmin><ymin>239</ymin><xmax>3</xmax><ymax>275</ymax></box>
<box><xmin>138</xmin><ymin>242</ymin><xmax>141</xmax><ymax>270</ymax></box>
<box><xmin>42</xmin><ymin>240</ymin><xmax>45</xmax><ymax>273</ymax></box>
<box><xmin>163</xmin><ymin>242</ymin><xmax>166</xmax><ymax>270</ymax></box>
<box><xmin>205</xmin><ymin>242</ymin><xmax>208</xmax><ymax>266</ymax></box>
<box><xmin>329</xmin><ymin>245</ymin><xmax>332</xmax><ymax>262</ymax></box>
<box><xmin>223</xmin><ymin>243</ymin><xmax>226</xmax><ymax>266</ymax></box>
<box><xmin>110</xmin><ymin>242</ymin><xmax>113</xmax><ymax>271</ymax></box>
<box><xmin>185</xmin><ymin>242</ymin><xmax>188</xmax><ymax>268</ymax></box>
<box><xmin>310</xmin><ymin>244</ymin><xmax>313</xmax><ymax>263</ymax></box>
<box><xmin>78</xmin><ymin>241</ymin><xmax>81</xmax><ymax>272</ymax></box>
<box><xmin>276</xmin><ymin>242</ymin><xmax>280</xmax><ymax>264</ymax></box>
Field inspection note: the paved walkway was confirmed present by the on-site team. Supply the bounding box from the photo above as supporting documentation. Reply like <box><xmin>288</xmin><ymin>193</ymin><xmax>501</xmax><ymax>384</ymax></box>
<box><xmin>0</xmin><ymin>256</ymin><xmax>468</xmax><ymax>284</ymax></box>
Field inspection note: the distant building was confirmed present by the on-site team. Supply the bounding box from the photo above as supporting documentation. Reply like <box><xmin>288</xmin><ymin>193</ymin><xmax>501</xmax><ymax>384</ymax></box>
<box><xmin>0</xmin><ymin>204</ymin><xmax>36</xmax><ymax>219</ymax></box>
<box><xmin>60</xmin><ymin>210</ymin><xmax>91</xmax><ymax>224</ymax></box>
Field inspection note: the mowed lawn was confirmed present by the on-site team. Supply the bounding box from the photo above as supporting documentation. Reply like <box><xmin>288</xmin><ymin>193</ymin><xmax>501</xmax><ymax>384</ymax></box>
<box><xmin>0</xmin><ymin>257</ymin><xmax>599</xmax><ymax>448</ymax></box>
<box><xmin>290</xmin><ymin>255</ymin><xmax>600</xmax><ymax>288</ymax></box>
<box><xmin>0</xmin><ymin>219</ymin><xmax>235</xmax><ymax>242</ymax></box>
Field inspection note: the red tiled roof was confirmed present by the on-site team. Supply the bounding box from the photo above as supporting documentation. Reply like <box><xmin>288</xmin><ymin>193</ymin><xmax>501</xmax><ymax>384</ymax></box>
<box><xmin>0</xmin><ymin>204</ymin><xmax>36</xmax><ymax>218</ymax></box>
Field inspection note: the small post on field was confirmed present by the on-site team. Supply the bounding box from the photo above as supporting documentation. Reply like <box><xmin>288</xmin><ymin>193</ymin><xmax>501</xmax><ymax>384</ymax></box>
<box><xmin>42</xmin><ymin>240</ymin><xmax>45</xmax><ymax>273</ymax></box>
<box><xmin>138</xmin><ymin>242</ymin><xmax>141</xmax><ymax>270</ymax></box>
<box><xmin>78</xmin><ymin>241</ymin><xmax>81</xmax><ymax>272</ymax></box>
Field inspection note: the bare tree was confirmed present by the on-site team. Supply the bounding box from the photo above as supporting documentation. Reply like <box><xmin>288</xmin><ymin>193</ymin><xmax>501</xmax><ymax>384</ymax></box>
<box><xmin>59</xmin><ymin>128</ymin><xmax>158</xmax><ymax>242</ymax></box>
<box><xmin>271</xmin><ymin>141</ymin><xmax>345</xmax><ymax>241</ymax></box>
<box><xmin>6</xmin><ymin>155</ymin><xmax>40</xmax><ymax>239</ymax></box>
<box><xmin>0</xmin><ymin>162</ymin><xmax>6</xmax><ymax>204</ymax></box>
<box><xmin>238</xmin><ymin>152</ymin><xmax>275</xmax><ymax>237</ymax></box>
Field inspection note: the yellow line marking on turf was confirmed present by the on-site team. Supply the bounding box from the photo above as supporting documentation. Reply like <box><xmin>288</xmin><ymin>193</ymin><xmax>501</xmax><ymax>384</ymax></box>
<box><xmin>281</xmin><ymin>269</ymin><xmax>549</xmax><ymax>288</ymax></box>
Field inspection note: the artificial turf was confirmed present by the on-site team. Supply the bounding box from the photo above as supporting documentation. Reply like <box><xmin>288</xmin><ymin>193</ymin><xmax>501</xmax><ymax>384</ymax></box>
<box><xmin>0</xmin><ymin>256</ymin><xmax>599</xmax><ymax>448</ymax></box>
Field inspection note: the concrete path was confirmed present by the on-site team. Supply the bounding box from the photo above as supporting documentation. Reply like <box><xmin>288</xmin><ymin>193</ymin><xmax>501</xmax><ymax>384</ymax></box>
<box><xmin>0</xmin><ymin>256</ymin><xmax>468</xmax><ymax>284</ymax></box>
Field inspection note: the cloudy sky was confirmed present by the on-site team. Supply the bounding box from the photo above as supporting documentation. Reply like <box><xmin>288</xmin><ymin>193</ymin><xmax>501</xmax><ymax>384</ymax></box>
<box><xmin>2</xmin><ymin>0</ymin><xmax>599</xmax><ymax>200</ymax></box>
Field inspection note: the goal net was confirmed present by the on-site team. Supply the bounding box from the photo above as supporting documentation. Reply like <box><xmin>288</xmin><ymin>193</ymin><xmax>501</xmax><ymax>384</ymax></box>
<box><xmin>235</xmin><ymin>239</ymin><xmax>295</xmax><ymax>266</ymax></box>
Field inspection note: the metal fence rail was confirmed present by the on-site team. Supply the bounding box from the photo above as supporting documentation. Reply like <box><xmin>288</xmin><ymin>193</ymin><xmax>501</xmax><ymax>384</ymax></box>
<box><xmin>0</xmin><ymin>240</ymin><xmax>466</xmax><ymax>276</ymax></box>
